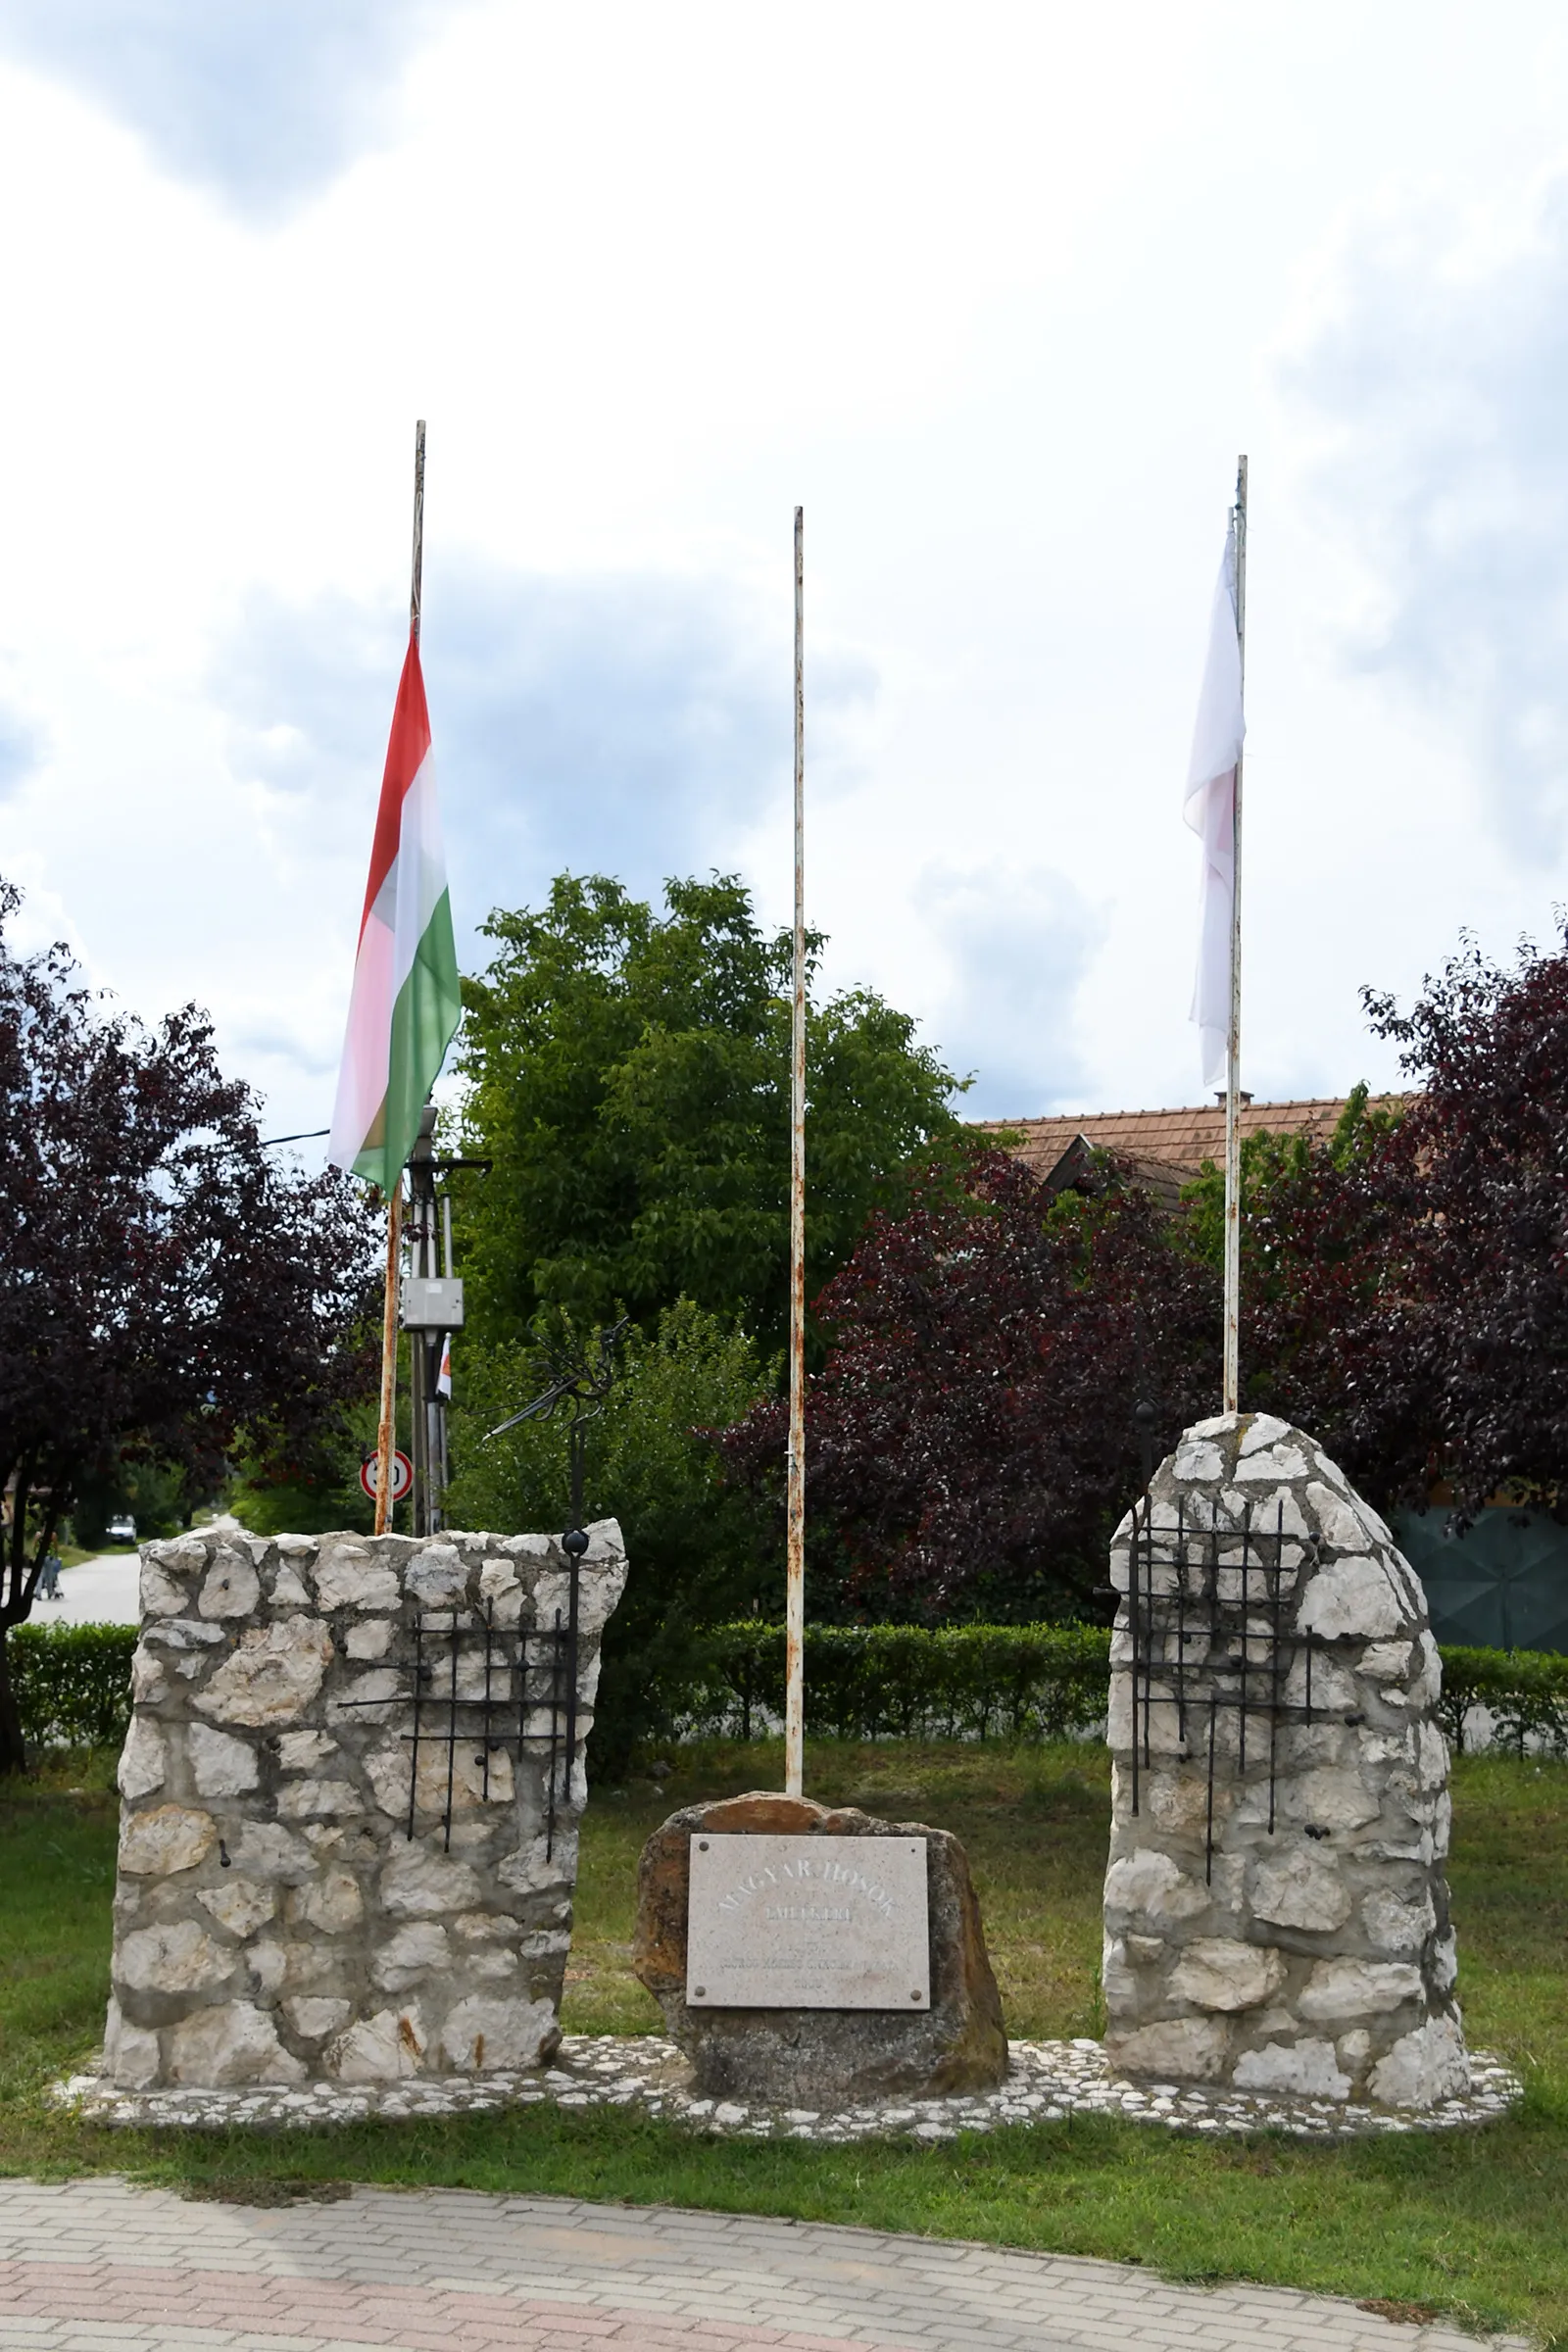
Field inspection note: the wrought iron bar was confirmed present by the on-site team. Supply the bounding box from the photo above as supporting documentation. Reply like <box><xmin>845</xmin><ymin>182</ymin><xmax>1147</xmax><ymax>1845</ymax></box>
<box><xmin>563</xmin><ymin>1533</ymin><xmax>585</xmax><ymax>1827</ymax></box>
<box><xmin>1238</xmin><ymin>1500</ymin><xmax>1249</xmax><ymax>1777</ymax></box>
<box><xmin>543</xmin><ymin>1607</ymin><xmax>563</xmax><ymax>1860</ymax></box>
<box><xmin>480</xmin><ymin>1597</ymin><xmax>494</xmax><ymax>1801</ymax></box>
<box><xmin>444</xmin><ymin>1602</ymin><xmax>460</xmax><ymax>1843</ymax></box>
<box><xmin>335</xmin><ymin>1595</ymin><xmax>581</xmax><ymax>1855</ymax></box>
<box><xmin>1121</xmin><ymin>1466</ymin><xmax>1324</xmax><ymax>1876</ymax></box>
<box><xmin>1268</xmin><ymin>1496</ymin><xmax>1284</xmax><ymax>1834</ymax></box>
<box><xmin>1128</xmin><ymin>1485</ymin><xmax>1142</xmax><ymax>1820</ymax></box>
<box><xmin>408</xmin><ymin>1615</ymin><xmax>423</xmax><ymax>1839</ymax></box>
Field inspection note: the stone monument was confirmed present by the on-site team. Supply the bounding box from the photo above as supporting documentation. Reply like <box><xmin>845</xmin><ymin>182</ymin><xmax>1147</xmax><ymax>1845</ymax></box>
<box><xmin>104</xmin><ymin>1520</ymin><xmax>625</xmax><ymax>2088</ymax></box>
<box><xmin>635</xmin><ymin>1790</ymin><xmax>1006</xmax><ymax>2103</ymax></box>
<box><xmin>1102</xmin><ymin>1413</ymin><xmax>1468</xmax><ymax>2108</ymax></box>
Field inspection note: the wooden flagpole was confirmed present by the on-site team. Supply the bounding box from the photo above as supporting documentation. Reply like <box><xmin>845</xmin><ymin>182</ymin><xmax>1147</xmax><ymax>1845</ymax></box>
<box><xmin>784</xmin><ymin>505</ymin><xmax>807</xmax><ymax>1798</ymax></box>
<box><xmin>1222</xmin><ymin>454</ymin><xmax>1247</xmax><ymax>1415</ymax></box>
<box><xmin>373</xmin><ymin>419</ymin><xmax>425</xmax><ymax>1534</ymax></box>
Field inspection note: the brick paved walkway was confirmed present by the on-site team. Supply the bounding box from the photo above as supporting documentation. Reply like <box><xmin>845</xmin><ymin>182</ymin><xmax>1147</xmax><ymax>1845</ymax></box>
<box><xmin>0</xmin><ymin>2177</ymin><xmax>1528</xmax><ymax>2352</ymax></box>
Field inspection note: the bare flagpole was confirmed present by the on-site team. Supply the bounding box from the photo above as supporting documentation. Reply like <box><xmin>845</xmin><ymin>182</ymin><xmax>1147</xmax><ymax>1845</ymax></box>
<box><xmin>784</xmin><ymin>506</ymin><xmax>807</xmax><ymax>1798</ymax></box>
<box><xmin>373</xmin><ymin>418</ymin><xmax>425</xmax><ymax>1534</ymax></box>
<box><xmin>1222</xmin><ymin>454</ymin><xmax>1248</xmax><ymax>1415</ymax></box>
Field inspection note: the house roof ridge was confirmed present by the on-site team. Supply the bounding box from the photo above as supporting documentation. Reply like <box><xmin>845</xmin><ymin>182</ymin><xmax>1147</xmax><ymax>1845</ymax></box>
<box><xmin>974</xmin><ymin>1094</ymin><xmax>1389</xmax><ymax>1128</ymax></box>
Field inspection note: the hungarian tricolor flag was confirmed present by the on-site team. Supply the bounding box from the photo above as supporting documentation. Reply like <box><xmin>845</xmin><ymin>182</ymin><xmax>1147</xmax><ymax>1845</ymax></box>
<box><xmin>327</xmin><ymin>633</ymin><xmax>462</xmax><ymax>1195</ymax></box>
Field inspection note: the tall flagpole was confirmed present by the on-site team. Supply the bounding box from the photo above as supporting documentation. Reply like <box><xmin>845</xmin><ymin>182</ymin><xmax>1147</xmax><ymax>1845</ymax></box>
<box><xmin>373</xmin><ymin>418</ymin><xmax>425</xmax><ymax>1534</ymax></box>
<box><xmin>784</xmin><ymin>506</ymin><xmax>807</xmax><ymax>1798</ymax></box>
<box><xmin>1222</xmin><ymin>454</ymin><xmax>1248</xmax><ymax>1415</ymax></box>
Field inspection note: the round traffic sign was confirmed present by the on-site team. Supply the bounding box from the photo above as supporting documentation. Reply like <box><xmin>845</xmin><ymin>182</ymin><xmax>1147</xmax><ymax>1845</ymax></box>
<box><xmin>359</xmin><ymin>1449</ymin><xmax>413</xmax><ymax>1502</ymax></box>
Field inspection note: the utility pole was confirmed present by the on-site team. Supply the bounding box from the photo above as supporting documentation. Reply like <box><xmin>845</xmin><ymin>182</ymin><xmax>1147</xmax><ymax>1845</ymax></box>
<box><xmin>400</xmin><ymin>1117</ymin><xmax>488</xmax><ymax>1537</ymax></box>
<box><xmin>408</xmin><ymin>1104</ymin><xmax>438</xmax><ymax>1537</ymax></box>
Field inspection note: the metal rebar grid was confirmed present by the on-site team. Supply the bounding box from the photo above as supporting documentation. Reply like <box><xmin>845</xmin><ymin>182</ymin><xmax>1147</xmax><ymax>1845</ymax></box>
<box><xmin>334</xmin><ymin>1575</ymin><xmax>582</xmax><ymax>1855</ymax></box>
<box><xmin>1120</xmin><ymin>1491</ymin><xmax>1325</xmax><ymax>1882</ymax></box>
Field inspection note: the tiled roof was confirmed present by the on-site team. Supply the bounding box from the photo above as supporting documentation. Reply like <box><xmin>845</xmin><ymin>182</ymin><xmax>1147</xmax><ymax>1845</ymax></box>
<box><xmin>972</xmin><ymin>1097</ymin><xmax>1406</xmax><ymax>1186</ymax></box>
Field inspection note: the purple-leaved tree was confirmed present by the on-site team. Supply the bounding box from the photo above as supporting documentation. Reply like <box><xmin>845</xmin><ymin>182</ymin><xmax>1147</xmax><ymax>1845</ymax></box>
<box><xmin>0</xmin><ymin>880</ymin><xmax>377</xmax><ymax>1772</ymax></box>
<box><xmin>722</xmin><ymin>1145</ymin><xmax>1220</xmax><ymax>1620</ymax></box>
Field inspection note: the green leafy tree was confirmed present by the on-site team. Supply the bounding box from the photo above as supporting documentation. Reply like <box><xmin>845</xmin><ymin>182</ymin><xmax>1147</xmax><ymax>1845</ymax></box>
<box><xmin>1179</xmin><ymin>1083</ymin><xmax>1402</xmax><ymax>1278</ymax></box>
<box><xmin>72</xmin><ymin>1457</ymin><xmax>196</xmax><ymax>1549</ymax></box>
<box><xmin>445</xmin><ymin>1300</ymin><xmax>775</xmax><ymax>1764</ymax></box>
<box><xmin>224</xmin><ymin>1401</ymin><xmax>380</xmax><ymax>1538</ymax></box>
<box><xmin>455</xmin><ymin>873</ymin><xmax>961</xmax><ymax>1356</ymax></box>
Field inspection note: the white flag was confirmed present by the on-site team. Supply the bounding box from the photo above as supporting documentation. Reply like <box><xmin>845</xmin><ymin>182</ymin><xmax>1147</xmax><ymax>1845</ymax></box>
<box><xmin>1183</xmin><ymin>519</ymin><xmax>1245</xmax><ymax>1087</ymax></box>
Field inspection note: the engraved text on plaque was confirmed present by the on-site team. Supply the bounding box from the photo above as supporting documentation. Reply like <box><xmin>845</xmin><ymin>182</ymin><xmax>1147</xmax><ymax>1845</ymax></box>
<box><xmin>685</xmin><ymin>1834</ymin><xmax>930</xmax><ymax>2009</ymax></box>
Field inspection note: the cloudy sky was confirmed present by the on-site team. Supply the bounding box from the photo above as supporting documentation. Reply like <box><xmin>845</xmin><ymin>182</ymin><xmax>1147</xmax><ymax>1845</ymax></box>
<box><xmin>3</xmin><ymin>1</ymin><xmax>1568</xmax><ymax>1144</ymax></box>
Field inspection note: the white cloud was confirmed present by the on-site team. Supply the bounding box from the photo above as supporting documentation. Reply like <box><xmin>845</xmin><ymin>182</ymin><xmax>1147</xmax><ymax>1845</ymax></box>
<box><xmin>1289</xmin><ymin>174</ymin><xmax>1568</xmax><ymax>862</ymax></box>
<box><xmin>7</xmin><ymin>0</ymin><xmax>1568</xmax><ymax>1146</ymax></box>
<box><xmin>214</xmin><ymin>562</ymin><xmax>876</xmax><ymax>952</ymax></box>
<box><xmin>0</xmin><ymin>0</ymin><xmax>445</xmax><ymax>217</ymax></box>
<box><xmin>0</xmin><ymin>702</ymin><xmax>37</xmax><ymax>803</ymax></box>
<box><xmin>915</xmin><ymin>864</ymin><xmax>1102</xmax><ymax>1117</ymax></box>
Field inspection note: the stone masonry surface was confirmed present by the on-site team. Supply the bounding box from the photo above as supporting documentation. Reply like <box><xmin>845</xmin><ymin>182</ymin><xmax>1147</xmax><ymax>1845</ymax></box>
<box><xmin>0</xmin><ymin>2175</ymin><xmax>1531</xmax><ymax>2351</ymax></box>
<box><xmin>1104</xmin><ymin>1416</ymin><xmax>1466</xmax><ymax>2106</ymax></box>
<box><xmin>54</xmin><ymin>2029</ymin><xmax>1522</xmax><ymax>2141</ymax></box>
<box><xmin>105</xmin><ymin>1522</ymin><xmax>626</xmax><ymax>2088</ymax></box>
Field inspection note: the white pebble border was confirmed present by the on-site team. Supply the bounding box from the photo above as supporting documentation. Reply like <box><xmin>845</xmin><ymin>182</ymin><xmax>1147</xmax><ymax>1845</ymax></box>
<box><xmin>53</xmin><ymin>2034</ymin><xmax>1522</xmax><ymax>2143</ymax></box>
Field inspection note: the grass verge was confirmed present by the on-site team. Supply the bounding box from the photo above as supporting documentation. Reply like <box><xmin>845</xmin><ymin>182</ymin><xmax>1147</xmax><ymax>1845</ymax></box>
<box><xmin>1</xmin><ymin>1739</ymin><xmax>1563</xmax><ymax>2343</ymax></box>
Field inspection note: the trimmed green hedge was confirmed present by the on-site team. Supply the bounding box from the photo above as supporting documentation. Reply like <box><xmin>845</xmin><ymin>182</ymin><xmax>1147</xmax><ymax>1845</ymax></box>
<box><xmin>10</xmin><ymin>1620</ymin><xmax>1115</xmax><ymax>1753</ymax></box>
<box><xmin>691</xmin><ymin>1622</ymin><xmax>1114</xmax><ymax>1742</ymax></box>
<box><xmin>689</xmin><ymin>1624</ymin><xmax>1568</xmax><ymax>1756</ymax></box>
<box><xmin>9</xmin><ymin>1622</ymin><xmax>138</xmax><ymax>1749</ymax></box>
<box><xmin>9</xmin><ymin>1618</ymin><xmax>1567</xmax><ymax>1760</ymax></box>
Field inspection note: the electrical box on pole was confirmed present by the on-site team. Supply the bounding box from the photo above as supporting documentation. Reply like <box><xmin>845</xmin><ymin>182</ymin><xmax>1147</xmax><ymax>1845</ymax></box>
<box><xmin>401</xmin><ymin>1275</ymin><xmax>465</xmax><ymax>1330</ymax></box>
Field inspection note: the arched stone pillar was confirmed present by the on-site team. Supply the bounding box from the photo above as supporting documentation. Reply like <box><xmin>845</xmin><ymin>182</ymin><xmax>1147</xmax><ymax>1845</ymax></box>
<box><xmin>1102</xmin><ymin>1415</ymin><xmax>1467</xmax><ymax>2108</ymax></box>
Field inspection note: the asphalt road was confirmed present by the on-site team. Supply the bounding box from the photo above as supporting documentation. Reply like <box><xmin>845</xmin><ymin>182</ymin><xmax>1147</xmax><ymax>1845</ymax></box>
<box><xmin>33</xmin><ymin>1549</ymin><xmax>139</xmax><ymax>1626</ymax></box>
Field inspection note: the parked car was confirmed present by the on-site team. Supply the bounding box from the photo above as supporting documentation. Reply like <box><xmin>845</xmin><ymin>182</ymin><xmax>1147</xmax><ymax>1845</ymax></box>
<box><xmin>106</xmin><ymin>1514</ymin><xmax>136</xmax><ymax>1543</ymax></box>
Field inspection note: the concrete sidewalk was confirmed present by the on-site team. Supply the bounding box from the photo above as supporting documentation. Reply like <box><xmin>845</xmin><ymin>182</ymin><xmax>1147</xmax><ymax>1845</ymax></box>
<box><xmin>0</xmin><ymin>2176</ymin><xmax>1528</xmax><ymax>2352</ymax></box>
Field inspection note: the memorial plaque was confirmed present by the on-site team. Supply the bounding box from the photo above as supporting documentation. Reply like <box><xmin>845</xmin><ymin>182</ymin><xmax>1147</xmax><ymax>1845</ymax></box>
<box><xmin>685</xmin><ymin>1833</ymin><xmax>929</xmax><ymax>2009</ymax></box>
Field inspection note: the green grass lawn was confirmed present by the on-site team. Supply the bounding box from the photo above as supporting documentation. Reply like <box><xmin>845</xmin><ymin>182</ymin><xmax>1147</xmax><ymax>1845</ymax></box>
<box><xmin>2</xmin><ymin>1738</ymin><xmax>1564</xmax><ymax>2344</ymax></box>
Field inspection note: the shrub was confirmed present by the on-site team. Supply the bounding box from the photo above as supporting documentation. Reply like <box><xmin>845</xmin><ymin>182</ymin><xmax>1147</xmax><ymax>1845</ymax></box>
<box><xmin>9</xmin><ymin>1622</ymin><xmax>137</xmax><ymax>1753</ymax></box>
<box><xmin>13</xmin><ymin>1616</ymin><xmax>1562</xmax><ymax>1773</ymax></box>
<box><xmin>687</xmin><ymin>1622</ymin><xmax>1114</xmax><ymax>1744</ymax></box>
<box><xmin>1436</xmin><ymin>1644</ymin><xmax>1568</xmax><ymax>1756</ymax></box>
<box><xmin>681</xmin><ymin>1625</ymin><xmax>1568</xmax><ymax>1757</ymax></box>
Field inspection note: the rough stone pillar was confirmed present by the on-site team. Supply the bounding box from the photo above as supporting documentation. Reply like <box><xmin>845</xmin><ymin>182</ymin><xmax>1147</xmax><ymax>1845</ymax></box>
<box><xmin>1102</xmin><ymin>1415</ymin><xmax>1468</xmax><ymax>2109</ymax></box>
<box><xmin>104</xmin><ymin>1521</ymin><xmax>625</xmax><ymax>2089</ymax></box>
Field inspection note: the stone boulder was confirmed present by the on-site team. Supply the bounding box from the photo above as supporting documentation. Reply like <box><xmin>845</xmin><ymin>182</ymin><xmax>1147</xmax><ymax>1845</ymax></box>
<box><xmin>634</xmin><ymin>1790</ymin><xmax>1006</xmax><ymax>2104</ymax></box>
